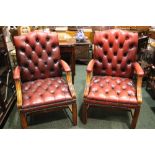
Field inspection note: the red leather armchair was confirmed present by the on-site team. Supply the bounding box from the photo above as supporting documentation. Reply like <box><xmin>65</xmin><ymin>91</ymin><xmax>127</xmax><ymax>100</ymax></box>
<box><xmin>13</xmin><ymin>31</ymin><xmax>77</xmax><ymax>128</ymax></box>
<box><xmin>83</xmin><ymin>29</ymin><xmax>144</xmax><ymax>128</ymax></box>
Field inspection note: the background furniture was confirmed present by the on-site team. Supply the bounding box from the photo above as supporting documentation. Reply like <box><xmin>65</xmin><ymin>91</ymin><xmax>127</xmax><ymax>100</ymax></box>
<box><xmin>18</xmin><ymin>26</ymin><xmax>31</xmax><ymax>35</ymax></box>
<box><xmin>3</xmin><ymin>27</ymin><xmax>17</xmax><ymax>68</ymax></box>
<box><xmin>138</xmin><ymin>40</ymin><xmax>155</xmax><ymax>86</ymax></box>
<box><xmin>149</xmin><ymin>28</ymin><xmax>155</xmax><ymax>39</ymax></box>
<box><xmin>115</xmin><ymin>26</ymin><xmax>150</xmax><ymax>36</ymax></box>
<box><xmin>58</xmin><ymin>29</ymin><xmax>92</xmax><ymax>64</ymax></box>
<box><xmin>145</xmin><ymin>42</ymin><xmax>155</xmax><ymax>99</ymax></box>
<box><xmin>0</xmin><ymin>27</ymin><xmax>16</xmax><ymax>128</ymax></box>
<box><xmin>75</xmin><ymin>40</ymin><xmax>91</xmax><ymax>64</ymax></box>
<box><xmin>146</xmin><ymin>65</ymin><xmax>155</xmax><ymax>99</ymax></box>
<box><xmin>56</xmin><ymin>27</ymin><xmax>93</xmax><ymax>64</ymax></box>
<box><xmin>83</xmin><ymin>29</ymin><xmax>144</xmax><ymax>128</ymax></box>
<box><xmin>60</xmin><ymin>41</ymin><xmax>76</xmax><ymax>83</ymax></box>
<box><xmin>13</xmin><ymin>31</ymin><xmax>77</xmax><ymax>128</ymax></box>
<box><xmin>59</xmin><ymin>38</ymin><xmax>92</xmax><ymax>82</ymax></box>
<box><xmin>137</xmin><ymin>35</ymin><xmax>149</xmax><ymax>83</ymax></box>
<box><xmin>66</xmin><ymin>29</ymin><xmax>93</xmax><ymax>42</ymax></box>
<box><xmin>138</xmin><ymin>35</ymin><xmax>149</xmax><ymax>51</ymax></box>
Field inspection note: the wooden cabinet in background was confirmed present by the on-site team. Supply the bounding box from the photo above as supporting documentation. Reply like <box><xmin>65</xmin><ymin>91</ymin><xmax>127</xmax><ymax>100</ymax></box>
<box><xmin>0</xmin><ymin>28</ymin><xmax>16</xmax><ymax>128</ymax></box>
<box><xmin>75</xmin><ymin>40</ymin><xmax>91</xmax><ymax>63</ymax></box>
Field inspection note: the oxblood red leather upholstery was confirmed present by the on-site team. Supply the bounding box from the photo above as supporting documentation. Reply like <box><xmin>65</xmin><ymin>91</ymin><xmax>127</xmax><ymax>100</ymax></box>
<box><xmin>13</xmin><ymin>31</ymin><xmax>77</xmax><ymax>127</ymax></box>
<box><xmin>22</xmin><ymin>77</ymin><xmax>72</xmax><ymax>108</ymax></box>
<box><xmin>86</xmin><ymin>30</ymin><xmax>139</xmax><ymax>103</ymax></box>
<box><xmin>93</xmin><ymin>30</ymin><xmax>138</xmax><ymax>78</ymax></box>
<box><xmin>14</xmin><ymin>31</ymin><xmax>62</xmax><ymax>82</ymax></box>
<box><xmin>83</xmin><ymin>30</ymin><xmax>144</xmax><ymax>128</ymax></box>
<box><xmin>87</xmin><ymin>76</ymin><xmax>137</xmax><ymax>104</ymax></box>
<box><xmin>14</xmin><ymin>31</ymin><xmax>74</xmax><ymax>109</ymax></box>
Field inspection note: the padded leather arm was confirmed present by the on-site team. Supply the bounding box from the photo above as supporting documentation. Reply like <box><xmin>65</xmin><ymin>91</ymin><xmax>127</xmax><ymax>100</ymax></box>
<box><xmin>133</xmin><ymin>62</ymin><xmax>144</xmax><ymax>77</ymax></box>
<box><xmin>87</xmin><ymin>59</ymin><xmax>95</xmax><ymax>72</ymax></box>
<box><xmin>13</xmin><ymin>66</ymin><xmax>20</xmax><ymax>80</ymax></box>
<box><xmin>13</xmin><ymin>66</ymin><xmax>22</xmax><ymax>108</ymax></box>
<box><xmin>60</xmin><ymin>60</ymin><xmax>71</xmax><ymax>72</ymax></box>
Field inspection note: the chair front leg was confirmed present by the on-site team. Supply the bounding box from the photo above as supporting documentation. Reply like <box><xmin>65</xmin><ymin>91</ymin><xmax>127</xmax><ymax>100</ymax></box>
<box><xmin>82</xmin><ymin>103</ymin><xmax>88</xmax><ymax>124</ymax></box>
<box><xmin>131</xmin><ymin>107</ymin><xmax>140</xmax><ymax>129</ymax></box>
<box><xmin>72</xmin><ymin>103</ymin><xmax>77</xmax><ymax>126</ymax></box>
<box><xmin>20</xmin><ymin>112</ymin><xmax>28</xmax><ymax>129</ymax></box>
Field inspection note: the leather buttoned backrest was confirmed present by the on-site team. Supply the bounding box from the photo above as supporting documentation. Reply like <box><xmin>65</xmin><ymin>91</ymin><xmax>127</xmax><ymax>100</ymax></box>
<box><xmin>14</xmin><ymin>31</ymin><xmax>62</xmax><ymax>82</ymax></box>
<box><xmin>93</xmin><ymin>29</ymin><xmax>138</xmax><ymax>78</ymax></box>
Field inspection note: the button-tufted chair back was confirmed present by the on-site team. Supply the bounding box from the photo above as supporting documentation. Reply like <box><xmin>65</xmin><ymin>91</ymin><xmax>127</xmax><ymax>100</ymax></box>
<box><xmin>14</xmin><ymin>31</ymin><xmax>62</xmax><ymax>82</ymax></box>
<box><xmin>93</xmin><ymin>29</ymin><xmax>138</xmax><ymax>78</ymax></box>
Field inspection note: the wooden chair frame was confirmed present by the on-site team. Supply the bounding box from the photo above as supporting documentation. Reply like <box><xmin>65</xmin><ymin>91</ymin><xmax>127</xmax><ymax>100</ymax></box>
<box><xmin>14</xmin><ymin>60</ymin><xmax>77</xmax><ymax>128</ymax></box>
<box><xmin>83</xmin><ymin>59</ymin><xmax>143</xmax><ymax>129</ymax></box>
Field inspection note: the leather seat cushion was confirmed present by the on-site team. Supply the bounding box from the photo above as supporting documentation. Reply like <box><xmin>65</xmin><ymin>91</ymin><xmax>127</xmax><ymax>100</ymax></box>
<box><xmin>87</xmin><ymin>76</ymin><xmax>138</xmax><ymax>104</ymax></box>
<box><xmin>22</xmin><ymin>77</ymin><xmax>72</xmax><ymax>108</ymax></box>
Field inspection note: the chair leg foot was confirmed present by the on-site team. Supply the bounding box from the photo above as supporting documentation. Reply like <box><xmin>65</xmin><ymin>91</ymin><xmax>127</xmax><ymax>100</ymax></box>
<box><xmin>72</xmin><ymin>103</ymin><xmax>77</xmax><ymax>126</ymax></box>
<box><xmin>82</xmin><ymin>103</ymin><xmax>88</xmax><ymax>124</ymax></box>
<box><xmin>20</xmin><ymin>112</ymin><xmax>28</xmax><ymax>129</ymax></box>
<box><xmin>131</xmin><ymin>107</ymin><xmax>140</xmax><ymax>129</ymax></box>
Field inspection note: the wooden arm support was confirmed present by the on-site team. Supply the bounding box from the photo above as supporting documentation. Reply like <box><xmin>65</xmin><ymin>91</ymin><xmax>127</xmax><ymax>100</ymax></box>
<box><xmin>84</xmin><ymin>59</ymin><xmax>95</xmax><ymax>97</ymax></box>
<box><xmin>60</xmin><ymin>59</ymin><xmax>71</xmax><ymax>72</ymax></box>
<box><xmin>60</xmin><ymin>60</ymin><xmax>76</xmax><ymax>98</ymax></box>
<box><xmin>133</xmin><ymin>62</ymin><xmax>144</xmax><ymax>104</ymax></box>
<box><xmin>84</xmin><ymin>72</ymin><xmax>92</xmax><ymax>97</ymax></box>
<box><xmin>13</xmin><ymin>66</ymin><xmax>22</xmax><ymax>108</ymax></box>
<box><xmin>66</xmin><ymin>72</ymin><xmax>76</xmax><ymax>98</ymax></box>
<box><xmin>86</xmin><ymin>59</ymin><xmax>95</xmax><ymax>72</ymax></box>
<box><xmin>137</xmin><ymin>76</ymin><xmax>143</xmax><ymax>104</ymax></box>
<box><xmin>13</xmin><ymin>66</ymin><xmax>20</xmax><ymax>80</ymax></box>
<box><xmin>133</xmin><ymin>62</ymin><xmax>144</xmax><ymax>77</ymax></box>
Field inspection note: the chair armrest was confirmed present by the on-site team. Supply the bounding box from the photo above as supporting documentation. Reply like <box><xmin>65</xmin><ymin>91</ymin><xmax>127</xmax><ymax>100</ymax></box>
<box><xmin>133</xmin><ymin>62</ymin><xmax>144</xmax><ymax>77</ymax></box>
<box><xmin>133</xmin><ymin>63</ymin><xmax>144</xmax><ymax>104</ymax></box>
<box><xmin>13</xmin><ymin>66</ymin><xmax>22</xmax><ymax>108</ymax></box>
<box><xmin>136</xmin><ymin>76</ymin><xmax>143</xmax><ymax>104</ymax></box>
<box><xmin>66</xmin><ymin>72</ymin><xmax>76</xmax><ymax>99</ymax></box>
<box><xmin>68</xmin><ymin>81</ymin><xmax>76</xmax><ymax>99</ymax></box>
<box><xmin>60</xmin><ymin>60</ymin><xmax>76</xmax><ymax>98</ymax></box>
<box><xmin>86</xmin><ymin>59</ymin><xmax>95</xmax><ymax>72</ymax></box>
<box><xmin>13</xmin><ymin>66</ymin><xmax>20</xmax><ymax>80</ymax></box>
<box><xmin>84</xmin><ymin>71</ymin><xmax>92</xmax><ymax>97</ymax></box>
<box><xmin>60</xmin><ymin>60</ymin><xmax>71</xmax><ymax>72</ymax></box>
<box><xmin>84</xmin><ymin>60</ymin><xmax>95</xmax><ymax>97</ymax></box>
